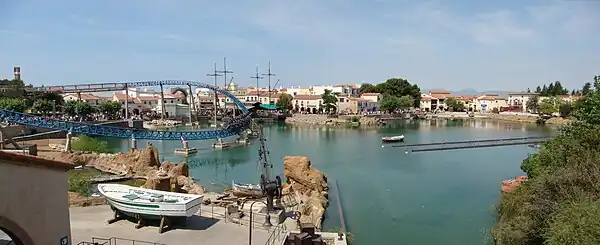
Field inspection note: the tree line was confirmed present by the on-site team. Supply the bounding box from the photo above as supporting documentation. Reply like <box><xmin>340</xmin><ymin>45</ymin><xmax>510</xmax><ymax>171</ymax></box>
<box><xmin>492</xmin><ymin>75</ymin><xmax>600</xmax><ymax>245</ymax></box>
<box><xmin>359</xmin><ymin>78</ymin><xmax>421</xmax><ymax>112</ymax></box>
<box><xmin>0</xmin><ymin>78</ymin><xmax>123</xmax><ymax>119</ymax></box>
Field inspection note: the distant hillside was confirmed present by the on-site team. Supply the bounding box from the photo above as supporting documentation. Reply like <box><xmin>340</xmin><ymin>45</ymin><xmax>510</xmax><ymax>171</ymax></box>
<box><xmin>423</xmin><ymin>88</ymin><xmax>511</xmax><ymax>97</ymax></box>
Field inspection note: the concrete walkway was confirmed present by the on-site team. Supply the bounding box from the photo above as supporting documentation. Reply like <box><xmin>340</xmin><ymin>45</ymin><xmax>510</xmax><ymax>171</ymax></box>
<box><xmin>70</xmin><ymin>205</ymin><xmax>271</xmax><ymax>245</ymax></box>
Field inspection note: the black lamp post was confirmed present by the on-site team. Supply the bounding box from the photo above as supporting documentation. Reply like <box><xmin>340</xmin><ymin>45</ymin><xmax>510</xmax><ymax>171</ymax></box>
<box><xmin>248</xmin><ymin>200</ymin><xmax>272</xmax><ymax>245</ymax></box>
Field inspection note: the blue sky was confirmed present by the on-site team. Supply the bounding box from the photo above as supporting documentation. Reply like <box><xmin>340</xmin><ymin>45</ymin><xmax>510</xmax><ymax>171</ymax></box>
<box><xmin>0</xmin><ymin>0</ymin><xmax>599</xmax><ymax>91</ymax></box>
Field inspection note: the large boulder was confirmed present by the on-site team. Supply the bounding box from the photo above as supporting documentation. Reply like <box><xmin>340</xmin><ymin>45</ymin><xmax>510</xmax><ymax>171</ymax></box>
<box><xmin>501</xmin><ymin>176</ymin><xmax>528</xmax><ymax>193</ymax></box>
<box><xmin>142</xmin><ymin>170</ymin><xmax>171</xmax><ymax>192</ymax></box>
<box><xmin>282</xmin><ymin>156</ymin><xmax>329</xmax><ymax>230</ymax></box>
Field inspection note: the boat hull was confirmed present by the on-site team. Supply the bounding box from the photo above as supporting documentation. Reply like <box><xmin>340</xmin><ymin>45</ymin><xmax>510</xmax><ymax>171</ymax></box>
<box><xmin>98</xmin><ymin>184</ymin><xmax>203</xmax><ymax>218</ymax></box>
<box><xmin>105</xmin><ymin>197</ymin><xmax>202</xmax><ymax>217</ymax></box>
<box><xmin>232</xmin><ymin>181</ymin><xmax>263</xmax><ymax>197</ymax></box>
<box><xmin>382</xmin><ymin>135</ymin><xmax>404</xmax><ymax>143</ymax></box>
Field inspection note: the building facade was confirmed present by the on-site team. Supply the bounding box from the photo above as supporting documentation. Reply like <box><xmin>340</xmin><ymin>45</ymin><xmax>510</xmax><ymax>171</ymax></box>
<box><xmin>0</xmin><ymin>151</ymin><xmax>73</xmax><ymax>245</ymax></box>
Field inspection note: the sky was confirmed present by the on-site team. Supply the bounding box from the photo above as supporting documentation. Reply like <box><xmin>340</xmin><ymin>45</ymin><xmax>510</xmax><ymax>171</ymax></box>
<box><xmin>0</xmin><ymin>0</ymin><xmax>599</xmax><ymax>92</ymax></box>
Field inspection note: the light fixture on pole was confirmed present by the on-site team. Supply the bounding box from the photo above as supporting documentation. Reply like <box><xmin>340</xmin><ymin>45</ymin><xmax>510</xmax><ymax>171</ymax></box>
<box><xmin>247</xmin><ymin>200</ymin><xmax>272</xmax><ymax>245</ymax></box>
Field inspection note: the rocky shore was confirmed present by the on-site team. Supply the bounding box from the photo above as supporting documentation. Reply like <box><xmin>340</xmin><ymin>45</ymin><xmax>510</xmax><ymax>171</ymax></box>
<box><xmin>44</xmin><ymin>144</ymin><xmax>206</xmax><ymax>206</ymax></box>
<box><xmin>501</xmin><ymin>176</ymin><xmax>528</xmax><ymax>193</ymax></box>
<box><xmin>285</xmin><ymin>114</ymin><xmax>382</xmax><ymax>127</ymax></box>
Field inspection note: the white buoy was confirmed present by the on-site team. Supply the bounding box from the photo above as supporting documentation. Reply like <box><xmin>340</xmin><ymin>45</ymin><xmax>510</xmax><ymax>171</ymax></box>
<box><xmin>381</xmin><ymin>145</ymin><xmax>385</xmax><ymax>148</ymax></box>
<box><xmin>405</xmin><ymin>151</ymin><xmax>409</xmax><ymax>154</ymax></box>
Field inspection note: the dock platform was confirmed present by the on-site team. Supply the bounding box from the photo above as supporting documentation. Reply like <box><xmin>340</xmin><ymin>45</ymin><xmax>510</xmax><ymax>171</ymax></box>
<box><xmin>390</xmin><ymin>136</ymin><xmax>553</xmax><ymax>152</ymax></box>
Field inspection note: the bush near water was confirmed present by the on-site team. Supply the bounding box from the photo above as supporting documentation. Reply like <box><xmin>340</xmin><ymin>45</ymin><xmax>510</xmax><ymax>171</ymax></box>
<box><xmin>492</xmin><ymin>77</ymin><xmax>600</xmax><ymax>245</ymax></box>
<box><xmin>72</xmin><ymin>135</ymin><xmax>111</xmax><ymax>153</ymax></box>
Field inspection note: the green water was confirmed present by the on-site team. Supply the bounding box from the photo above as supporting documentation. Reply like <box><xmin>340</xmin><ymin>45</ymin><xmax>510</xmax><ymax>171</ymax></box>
<box><xmin>103</xmin><ymin>119</ymin><xmax>552</xmax><ymax>245</ymax></box>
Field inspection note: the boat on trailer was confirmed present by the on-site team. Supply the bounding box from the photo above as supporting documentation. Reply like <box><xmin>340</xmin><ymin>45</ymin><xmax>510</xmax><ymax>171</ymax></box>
<box><xmin>98</xmin><ymin>184</ymin><xmax>203</xmax><ymax>218</ymax></box>
<box><xmin>382</xmin><ymin>135</ymin><xmax>404</xmax><ymax>143</ymax></box>
<box><xmin>231</xmin><ymin>180</ymin><xmax>263</xmax><ymax>197</ymax></box>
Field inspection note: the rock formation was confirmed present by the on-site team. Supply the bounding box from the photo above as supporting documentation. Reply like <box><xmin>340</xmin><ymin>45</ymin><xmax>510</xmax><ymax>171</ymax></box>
<box><xmin>49</xmin><ymin>144</ymin><xmax>205</xmax><ymax>195</ymax></box>
<box><xmin>501</xmin><ymin>176</ymin><xmax>528</xmax><ymax>193</ymax></box>
<box><xmin>281</xmin><ymin>156</ymin><xmax>328</xmax><ymax>230</ymax></box>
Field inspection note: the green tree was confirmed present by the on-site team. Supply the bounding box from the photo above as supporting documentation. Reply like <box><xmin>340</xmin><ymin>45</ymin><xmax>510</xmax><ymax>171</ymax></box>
<box><xmin>276</xmin><ymin>93</ymin><xmax>293</xmax><ymax>111</ymax></box>
<box><xmin>558</xmin><ymin>102</ymin><xmax>573</xmax><ymax>118</ymax></box>
<box><xmin>574</xmin><ymin>76</ymin><xmax>600</xmax><ymax>124</ymax></box>
<box><xmin>0</xmin><ymin>98</ymin><xmax>27</xmax><ymax>112</ymax></box>
<box><xmin>64</xmin><ymin>100</ymin><xmax>93</xmax><ymax>116</ymax></box>
<box><xmin>444</xmin><ymin>97</ymin><xmax>465</xmax><ymax>111</ymax></box>
<box><xmin>397</xmin><ymin>95</ymin><xmax>413</xmax><ymax>109</ymax></box>
<box><xmin>0</xmin><ymin>79</ymin><xmax>26</xmax><ymax>99</ymax></box>
<box><xmin>539</xmin><ymin>97</ymin><xmax>559</xmax><ymax>115</ymax></box>
<box><xmin>359</xmin><ymin>83</ymin><xmax>378</xmax><ymax>94</ymax></box>
<box><xmin>31</xmin><ymin>99</ymin><xmax>54</xmax><ymax>115</ymax></box>
<box><xmin>72</xmin><ymin>135</ymin><xmax>111</xmax><ymax>153</ymax></box>
<box><xmin>373</xmin><ymin>78</ymin><xmax>421</xmax><ymax>108</ymax></box>
<box><xmin>581</xmin><ymin>82</ymin><xmax>592</xmax><ymax>95</ymax></box>
<box><xmin>321</xmin><ymin>89</ymin><xmax>338</xmax><ymax>113</ymax></box>
<box><xmin>492</xmin><ymin>75</ymin><xmax>600</xmax><ymax>245</ymax></box>
<box><xmin>99</xmin><ymin>101</ymin><xmax>122</xmax><ymax>120</ymax></box>
<box><xmin>526</xmin><ymin>95</ymin><xmax>539</xmax><ymax>113</ymax></box>
<box><xmin>380</xmin><ymin>95</ymin><xmax>401</xmax><ymax>113</ymax></box>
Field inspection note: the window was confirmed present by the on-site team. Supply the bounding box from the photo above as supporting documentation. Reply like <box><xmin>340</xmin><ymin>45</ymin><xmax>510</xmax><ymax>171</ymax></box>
<box><xmin>170</xmin><ymin>100</ymin><xmax>174</xmax><ymax>103</ymax></box>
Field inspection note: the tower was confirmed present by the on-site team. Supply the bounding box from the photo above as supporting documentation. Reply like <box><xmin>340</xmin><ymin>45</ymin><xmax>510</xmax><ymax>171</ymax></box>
<box><xmin>13</xmin><ymin>67</ymin><xmax>21</xmax><ymax>80</ymax></box>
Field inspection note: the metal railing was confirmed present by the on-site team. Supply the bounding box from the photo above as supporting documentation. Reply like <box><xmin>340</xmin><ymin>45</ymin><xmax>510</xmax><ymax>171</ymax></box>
<box><xmin>264</xmin><ymin>224</ymin><xmax>289</xmax><ymax>245</ymax></box>
<box><xmin>76</xmin><ymin>237</ymin><xmax>166</xmax><ymax>245</ymax></box>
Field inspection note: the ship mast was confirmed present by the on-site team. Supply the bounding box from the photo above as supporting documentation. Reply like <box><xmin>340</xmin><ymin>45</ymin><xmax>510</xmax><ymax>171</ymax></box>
<box><xmin>257</xmin><ymin>123</ymin><xmax>282</xmax><ymax>211</ymax></box>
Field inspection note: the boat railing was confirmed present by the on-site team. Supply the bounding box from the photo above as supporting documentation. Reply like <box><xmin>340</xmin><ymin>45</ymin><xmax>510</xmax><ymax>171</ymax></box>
<box><xmin>76</xmin><ymin>236</ymin><xmax>166</xmax><ymax>245</ymax></box>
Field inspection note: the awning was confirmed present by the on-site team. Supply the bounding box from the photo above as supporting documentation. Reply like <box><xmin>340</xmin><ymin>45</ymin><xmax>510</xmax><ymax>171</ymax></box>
<box><xmin>259</xmin><ymin>104</ymin><xmax>279</xmax><ymax>110</ymax></box>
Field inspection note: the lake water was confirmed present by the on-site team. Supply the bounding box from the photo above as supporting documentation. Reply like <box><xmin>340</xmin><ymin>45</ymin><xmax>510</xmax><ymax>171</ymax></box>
<box><xmin>103</xmin><ymin>119</ymin><xmax>552</xmax><ymax>245</ymax></box>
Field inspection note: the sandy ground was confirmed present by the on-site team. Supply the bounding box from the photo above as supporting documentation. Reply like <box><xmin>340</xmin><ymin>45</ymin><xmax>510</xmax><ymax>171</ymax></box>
<box><xmin>70</xmin><ymin>205</ymin><xmax>271</xmax><ymax>245</ymax></box>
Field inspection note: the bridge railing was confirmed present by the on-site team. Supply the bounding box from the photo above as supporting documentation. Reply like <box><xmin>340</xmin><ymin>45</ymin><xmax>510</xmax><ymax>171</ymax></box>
<box><xmin>76</xmin><ymin>237</ymin><xmax>166</xmax><ymax>245</ymax></box>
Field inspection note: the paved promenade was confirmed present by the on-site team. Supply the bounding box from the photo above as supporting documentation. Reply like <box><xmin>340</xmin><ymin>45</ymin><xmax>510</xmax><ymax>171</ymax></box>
<box><xmin>70</xmin><ymin>205</ymin><xmax>270</xmax><ymax>245</ymax></box>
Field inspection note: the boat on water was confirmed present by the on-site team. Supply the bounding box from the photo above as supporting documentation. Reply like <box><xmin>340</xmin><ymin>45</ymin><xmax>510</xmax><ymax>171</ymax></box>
<box><xmin>212</xmin><ymin>138</ymin><xmax>231</xmax><ymax>149</ymax></box>
<box><xmin>174</xmin><ymin>147</ymin><xmax>198</xmax><ymax>155</ymax></box>
<box><xmin>382</xmin><ymin>135</ymin><xmax>404</xmax><ymax>143</ymax></box>
<box><xmin>231</xmin><ymin>180</ymin><xmax>263</xmax><ymax>197</ymax></box>
<box><xmin>98</xmin><ymin>184</ymin><xmax>203</xmax><ymax>218</ymax></box>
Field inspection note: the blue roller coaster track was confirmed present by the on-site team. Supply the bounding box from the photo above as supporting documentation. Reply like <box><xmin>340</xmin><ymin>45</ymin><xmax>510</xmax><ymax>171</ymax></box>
<box><xmin>0</xmin><ymin>80</ymin><xmax>252</xmax><ymax>140</ymax></box>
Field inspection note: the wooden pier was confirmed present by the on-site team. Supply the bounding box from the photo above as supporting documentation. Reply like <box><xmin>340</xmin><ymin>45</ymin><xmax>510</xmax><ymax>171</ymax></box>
<box><xmin>390</xmin><ymin>136</ymin><xmax>554</xmax><ymax>152</ymax></box>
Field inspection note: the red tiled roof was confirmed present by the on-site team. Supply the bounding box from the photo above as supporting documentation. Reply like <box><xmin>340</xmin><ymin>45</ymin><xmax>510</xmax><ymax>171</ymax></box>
<box><xmin>0</xmin><ymin>151</ymin><xmax>74</xmax><ymax>171</ymax></box>
<box><xmin>349</xmin><ymin>97</ymin><xmax>370</xmax><ymax>102</ymax></box>
<box><xmin>429</xmin><ymin>90</ymin><xmax>451</xmax><ymax>94</ymax></box>
<box><xmin>361</xmin><ymin>93</ymin><xmax>381</xmax><ymax>96</ymax></box>
<box><xmin>294</xmin><ymin>95</ymin><xmax>321</xmax><ymax>100</ymax></box>
<box><xmin>113</xmin><ymin>93</ymin><xmax>135</xmax><ymax>101</ymax></box>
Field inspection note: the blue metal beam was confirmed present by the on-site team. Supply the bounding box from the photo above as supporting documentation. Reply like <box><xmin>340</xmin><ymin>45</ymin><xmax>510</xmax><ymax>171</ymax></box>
<box><xmin>0</xmin><ymin>80</ymin><xmax>252</xmax><ymax>140</ymax></box>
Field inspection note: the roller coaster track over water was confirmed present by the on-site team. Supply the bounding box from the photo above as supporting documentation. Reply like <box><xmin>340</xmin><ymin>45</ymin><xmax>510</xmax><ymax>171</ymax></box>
<box><xmin>0</xmin><ymin>80</ymin><xmax>252</xmax><ymax>140</ymax></box>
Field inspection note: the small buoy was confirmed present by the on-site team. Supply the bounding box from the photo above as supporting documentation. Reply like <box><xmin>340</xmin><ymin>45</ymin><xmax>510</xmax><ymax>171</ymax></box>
<box><xmin>405</xmin><ymin>151</ymin><xmax>409</xmax><ymax>154</ymax></box>
<box><xmin>381</xmin><ymin>145</ymin><xmax>385</xmax><ymax>148</ymax></box>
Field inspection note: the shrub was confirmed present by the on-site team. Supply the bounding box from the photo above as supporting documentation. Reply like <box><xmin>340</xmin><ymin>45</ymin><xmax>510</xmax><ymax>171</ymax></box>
<box><xmin>72</xmin><ymin>135</ymin><xmax>111</xmax><ymax>153</ymax></box>
<box><xmin>68</xmin><ymin>171</ymin><xmax>93</xmax><ymax>196</ymax></box>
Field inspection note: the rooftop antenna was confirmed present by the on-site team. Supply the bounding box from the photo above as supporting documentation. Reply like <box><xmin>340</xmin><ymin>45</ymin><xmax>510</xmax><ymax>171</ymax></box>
<box><xmin>206</xmin><ymin>62</ymin><xmax>222</xmax><ymax>129</ymax></box>
<box><xmin>261</xmin><ymin>62</ymin><xmax>276</xmax><ymax>104</ymax></box>
<box><xmin>217</xmin><ymin>57</ymin><xmax>233</xmax><ymax>112</ymax></box>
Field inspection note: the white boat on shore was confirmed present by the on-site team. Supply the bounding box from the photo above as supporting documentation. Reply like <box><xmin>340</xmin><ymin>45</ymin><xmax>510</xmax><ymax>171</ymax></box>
<box><xmin>98</xmin><ymin>184</ymin><xmax>203</xmax><ymax>218</ymax></box>
<box><xmin>231</xmin><ymin>180</ymin><xmax>263</xmax><ymax>197</ymax></box>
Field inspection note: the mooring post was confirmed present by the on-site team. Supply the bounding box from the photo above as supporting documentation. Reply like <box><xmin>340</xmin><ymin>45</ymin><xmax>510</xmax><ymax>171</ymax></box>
<box><xmin>64</xmin><ymin>131</ymin><xmax>73</xmax><ymax>153</ymax></box>
<box><xmin>131</xmin><ymin>135</ymin><xmax>137</xmax><ymax>152</ymax></box>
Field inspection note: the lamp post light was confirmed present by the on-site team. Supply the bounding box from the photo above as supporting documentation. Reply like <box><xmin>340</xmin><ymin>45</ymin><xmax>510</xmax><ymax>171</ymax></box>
<box><xmin>247</xmin><ymin>200</ymin><xmax>272</xmax><ymax>245</ymax></box>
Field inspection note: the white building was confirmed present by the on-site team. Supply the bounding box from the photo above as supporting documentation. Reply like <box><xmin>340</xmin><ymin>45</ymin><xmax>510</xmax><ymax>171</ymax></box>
<box><xmin>507</xmin><ymin>92</ymin><xmax>539</xmax><ymax>113</ymax></box>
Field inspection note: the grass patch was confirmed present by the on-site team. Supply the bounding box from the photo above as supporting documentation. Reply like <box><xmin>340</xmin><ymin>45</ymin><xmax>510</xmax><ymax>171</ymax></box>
<box><xmin>72</xmin><ymin>135</ymin><xmax>111</xmax><ymax>153</ymax></box>
<box><xmin>119</xmin><ymin>179</ymin><xmax>146</xmax><ymax>187</ymax></box>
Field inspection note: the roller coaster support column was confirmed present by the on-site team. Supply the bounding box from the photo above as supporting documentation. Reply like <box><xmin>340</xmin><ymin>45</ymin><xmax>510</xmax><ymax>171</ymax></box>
<box><xmin>77</xmin><ymin>92</ymin><xmax>82</xmax><ymax>101</ymax></box>
<box><xmin>124</xmin><ymin>84</ymin><xmax>129</xmax><ymax>120</ymax></box>
<box><xmin>159</xmin><ymin>82</ymin><xmax>166</xmax><ymax>119</ymax></box>
<box><xmin>64</xmin><ymin>131</ymin><xmax>73</xmax><ymax>153</ymax></box>
<box><xmin>187</xmin><ymin>84</ymin><xmax>195</xmax><ymax>125</ymax></box>
<box><xmin>131</xmin><ymin>135</ymin><xmax>137</xmax><ymax>152</ymax></box>
<box><xmin>182</xmin><ymin>140</ymin><xmax>189</xmax><ymax>150</ymax></box>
